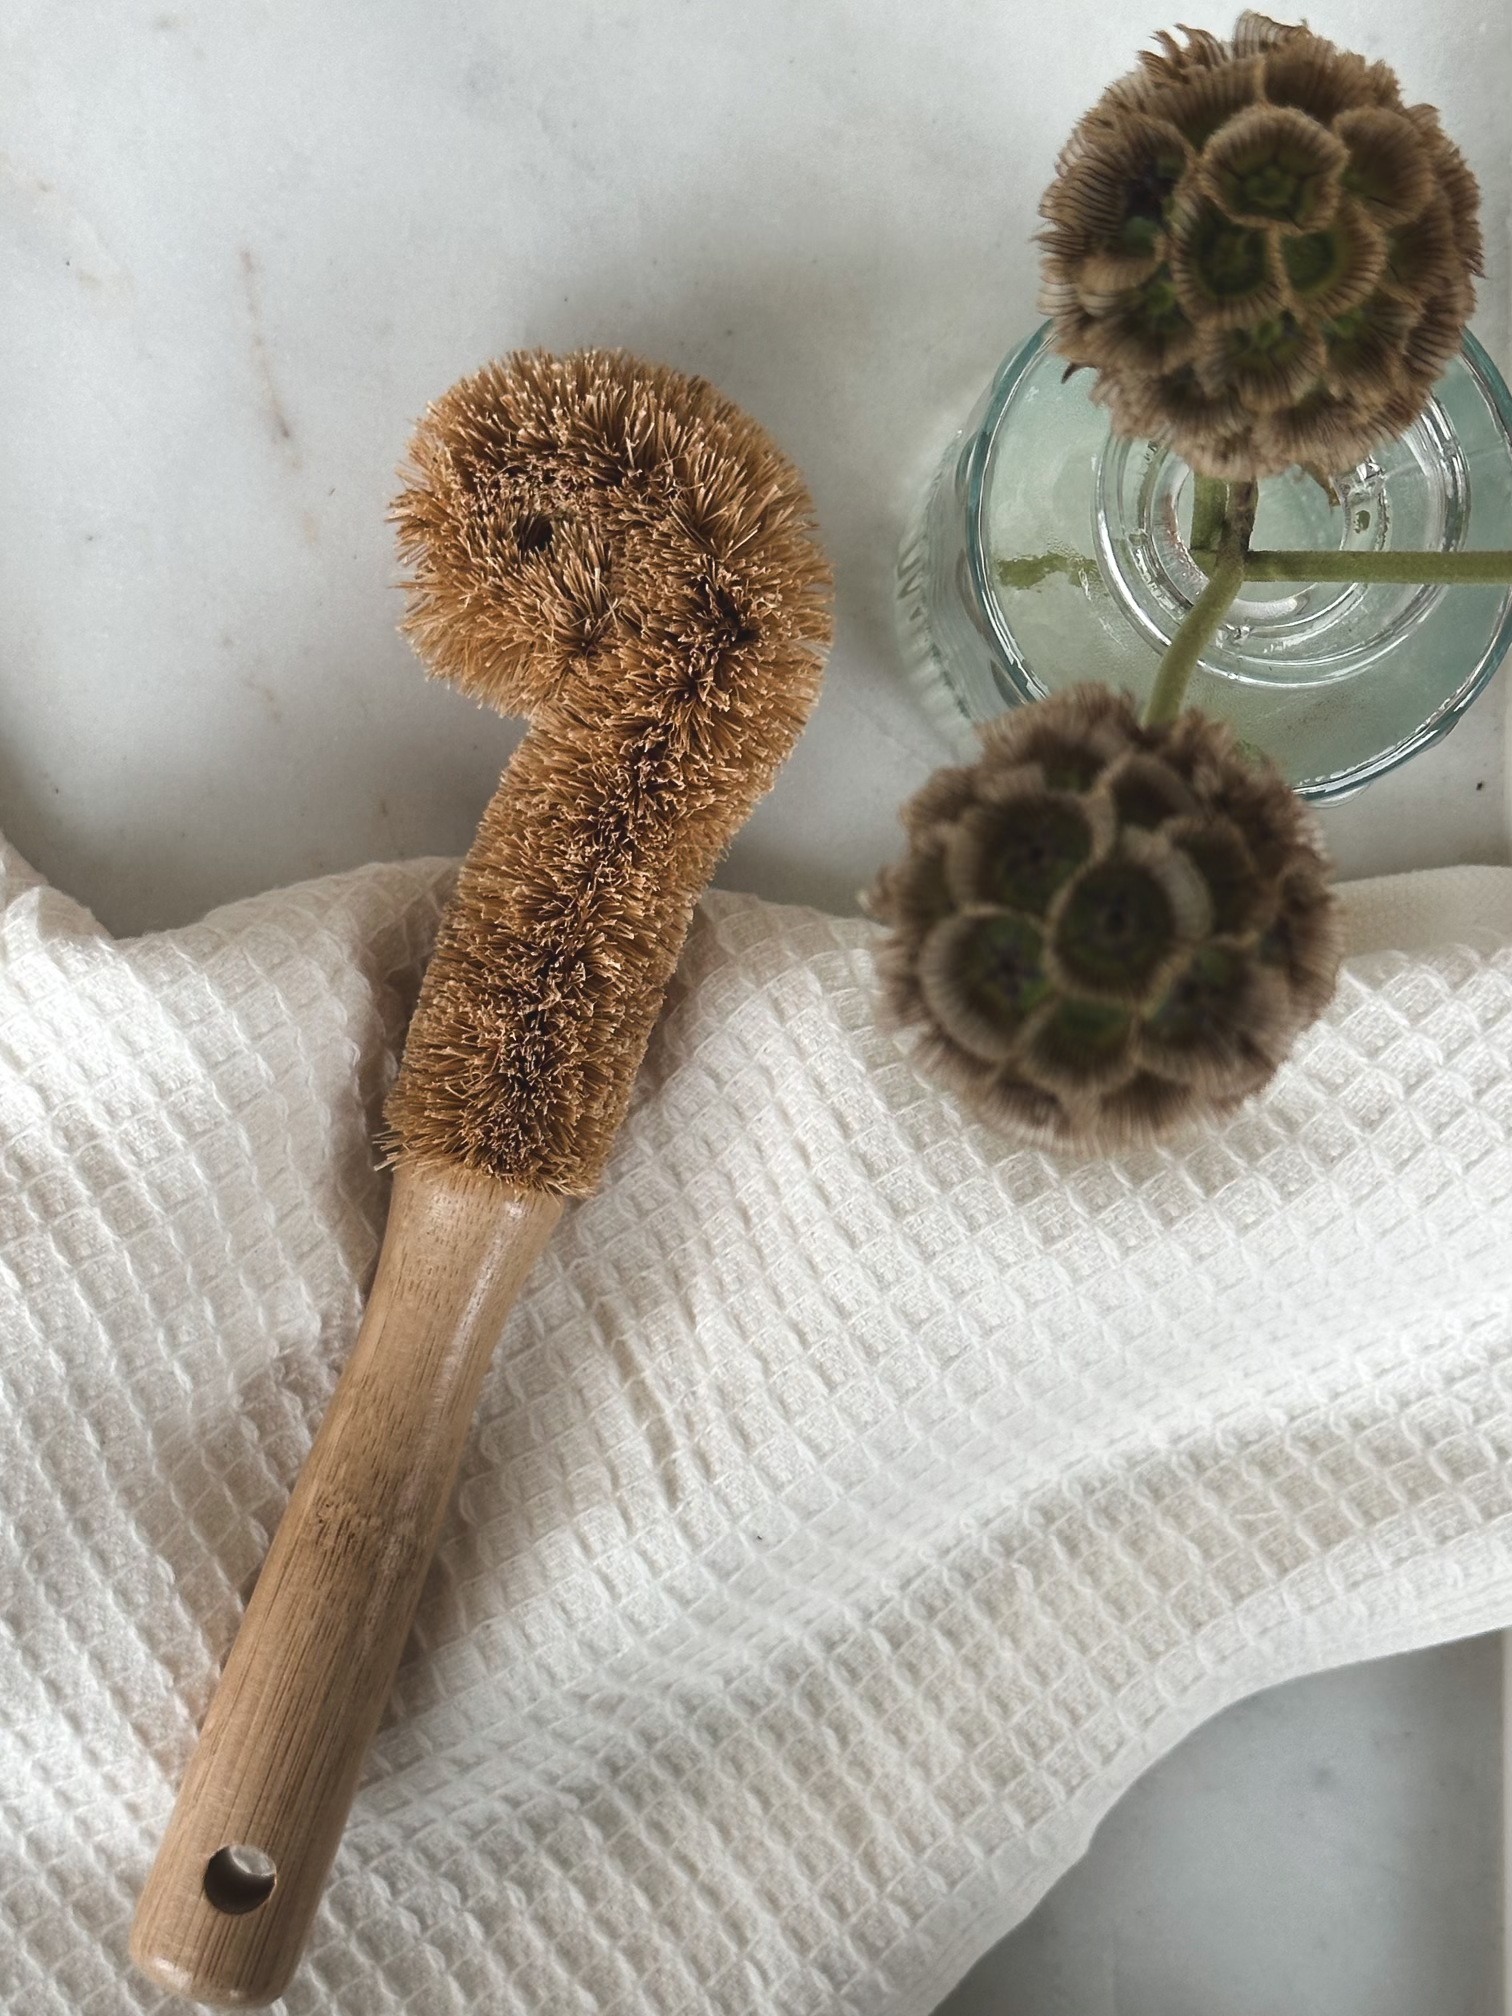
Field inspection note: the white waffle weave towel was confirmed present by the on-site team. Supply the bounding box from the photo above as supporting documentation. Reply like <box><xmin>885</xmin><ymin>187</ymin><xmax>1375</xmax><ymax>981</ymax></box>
<box><xmin>4</xmin><ymin>830</ymin><xmax>1512</xmax><ymax>2016</ymax></box>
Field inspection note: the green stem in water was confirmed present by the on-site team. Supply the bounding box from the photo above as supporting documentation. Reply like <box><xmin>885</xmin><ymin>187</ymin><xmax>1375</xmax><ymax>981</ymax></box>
<box><xmin>1230</xmin><ymin>548</ymin><xmax>1512</xmax><ymax>583</ymax></box>
<box><xmin>1143</xmin><ymin>482</ymin><xmax>1255</xmax><ymax>729</ymax></box>
<box><xmin>1187</xmin><ymin>475</ymin><xmax>1229</xmax><ymax>563</ymax></box>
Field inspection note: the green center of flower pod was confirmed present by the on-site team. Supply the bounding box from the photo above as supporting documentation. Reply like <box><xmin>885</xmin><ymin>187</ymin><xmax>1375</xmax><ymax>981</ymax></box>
<box><xmin>1119</xmin><ymin>214</ymin><xmax>1161</xmax><ymax>256</ymax></box>
<box><xmin>975</xmin><ymin>800</ymin><xmax>1094</xmax><ymax>914</ymax></box>
<box><xmin>1218</xmin><ymin>312</ymin><xmax>1317</xmax><ymax>398</ymax></box>
<box><xmin>1239</xmin><ymin>161</ymin><xmax>1302</xmax><ymax>217</ymax></box>
<box><xmin>1217</xmin><ymin>140</ymin><xmax>1336</xmax><ymax>228</ymax></box>
<box><xmin>1187</xmin><ymin>212</ymin><xmax>1271</xmax><ymax>300</ymax></box>
<box><xmin>1032</xmin><ymin>997</ymin><xmax>1134</xmax><ymax>1080</ymax></box>
<box><xmin>1281</xmin><ymin>225</ymin><xmax>1347</xmax><ymax>296</ymax></box>
<box><xmin>1325</xmin><ymin>303</ymin><xmax>1367</xmax><ymax>337</ymax></box>
<box><xmin>953</xmin><ymin>914</ymin><xmax>1054</xmax><ymax>1024</ymax></box>
<box><xmin>1204</xmin><ymin>103</ymin><xmax>1344</xmax><ymax>232</ymax></box>
<box><xmin>1320</xmin><ymin>294</ymin><xmax>1408</xmax><ymax>382</ymax></box>
<box><xmin>1128</xmin><ymin>267</ymin><xmax>1187</xmax><ymax>336</ymax></box>
<box><xmin>1320</xmin><ymin>303</ymin><xmax>1375</xmax><ymax>360</ymax></box>
<box><xmin>1242</xmin><ymin>315</ymin><xmax>1298</xmax><ymax>355</ymax></box>
<box><xmin>1144</xmin><ymin>943</ymin><xmax>1247</xmax><ymax>1047</ymax></box>
<box><xmin>1054</xmin><ymin>862</ymin><xmax>1175</xmax><ymax>992</ymax></box>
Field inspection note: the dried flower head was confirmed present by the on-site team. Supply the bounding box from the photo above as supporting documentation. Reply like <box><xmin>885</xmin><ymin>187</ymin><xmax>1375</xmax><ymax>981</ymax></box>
<box><xmin>865</xmin><ymin>686</ymin><xmax>1341</xmax><ymax>1150</ymax></box>
<box><xmin>1039</xmin><ymin>12</ymin><xmax>1483</xmax><ymax>478</ymax></box>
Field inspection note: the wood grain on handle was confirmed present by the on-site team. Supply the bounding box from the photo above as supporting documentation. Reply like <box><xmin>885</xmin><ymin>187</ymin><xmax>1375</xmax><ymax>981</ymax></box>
<box><xmin>129</xmin><ymin>1161</ymin><xmax>561</xmax><ymax>2008</ymax></box>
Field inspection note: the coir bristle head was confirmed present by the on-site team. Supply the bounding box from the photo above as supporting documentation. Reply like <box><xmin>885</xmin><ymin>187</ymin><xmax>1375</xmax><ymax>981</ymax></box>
<box><xmin>383</xmin><ymin>349</ymin><xmax>833</xmax><ymax>1195</ymax></box>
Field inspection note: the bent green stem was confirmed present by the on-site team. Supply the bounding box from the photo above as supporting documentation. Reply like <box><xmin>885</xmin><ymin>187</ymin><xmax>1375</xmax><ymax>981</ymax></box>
<box><xmin>1143</xmin><ymin>482</ymin><xmax>1255</xmax><ymax>728</ymax></box>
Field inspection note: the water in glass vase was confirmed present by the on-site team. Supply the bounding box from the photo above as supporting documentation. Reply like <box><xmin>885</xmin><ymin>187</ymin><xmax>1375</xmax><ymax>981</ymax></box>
<box><xmin>897</xmin><ymin>324</ymin><xmax>1512</xmax><ymax>801</ymax></box>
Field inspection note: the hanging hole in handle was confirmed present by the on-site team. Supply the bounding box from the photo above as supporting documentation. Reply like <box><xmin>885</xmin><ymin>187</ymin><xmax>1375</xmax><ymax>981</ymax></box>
<box><xmin>203</xmin><ymin>1844</ymin><xmax>277</xmax><ymax>1914</ymax></box>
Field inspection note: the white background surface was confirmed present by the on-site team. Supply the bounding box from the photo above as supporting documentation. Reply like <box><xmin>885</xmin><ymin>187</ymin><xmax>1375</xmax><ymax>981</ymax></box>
<box><xmin>2</xmin><ymin>3</ymin><xmax>1508</xmax><ymax>2010</ymax></box>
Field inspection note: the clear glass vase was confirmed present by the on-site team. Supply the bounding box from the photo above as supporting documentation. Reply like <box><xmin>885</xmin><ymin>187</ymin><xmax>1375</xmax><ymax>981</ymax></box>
<box><xmin>897</xmin><ymin>324</ymin><xmax>1512</xmax><ymax>801</ymax></box>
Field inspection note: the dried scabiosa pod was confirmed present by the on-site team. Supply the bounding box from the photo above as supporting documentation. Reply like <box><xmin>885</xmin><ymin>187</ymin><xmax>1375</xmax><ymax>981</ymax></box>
<box><xmin>1038</xmin><ymin>11</ymin><xmax>1483</xmax><ymax>478</ymax></box>
<box><xmin>865</xmin><ymin>685</ymin><xmax>1342</xmax><ymax>1149</ymax></box>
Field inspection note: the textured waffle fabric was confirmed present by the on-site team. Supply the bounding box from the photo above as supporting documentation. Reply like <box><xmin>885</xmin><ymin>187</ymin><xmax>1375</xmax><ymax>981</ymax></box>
<box><xmin>4</xmin><ymin>829</ymin><xmax>1512</xmax><ymax>2016</ymax></box>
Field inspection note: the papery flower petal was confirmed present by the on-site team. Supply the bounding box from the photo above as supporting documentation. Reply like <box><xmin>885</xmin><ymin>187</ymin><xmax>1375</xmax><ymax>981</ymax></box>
<box><xmin>1278</xmin><ymin>198</ymin><xmax>1385</xmax><ymax>319</ymax></box>
<box><xmin>1199</xmin><ymin>103</ymin><xmax>1346</xmax><ymax>231</ymax></box>
<box><xmin>1336</xmin><ymin>106</ymin><xmax>1435</xmax><ymax>228</ymax></box>
<box><xmin>1197</xmin><ymin>313</ymin><xmax>1328</xmax><ymax>415</ymax></box>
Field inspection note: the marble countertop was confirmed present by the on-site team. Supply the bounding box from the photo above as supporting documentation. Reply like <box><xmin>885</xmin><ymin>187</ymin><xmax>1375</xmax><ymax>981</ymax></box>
<box><xmin>5</xmin><ymin>7</ymin><xmax>1509</xmax><ymax>2014</ymax></box>
<box><xmin>2</xmin><ymin>0</ymin><xmax>1509</xmax><ymax>940</ymax></box>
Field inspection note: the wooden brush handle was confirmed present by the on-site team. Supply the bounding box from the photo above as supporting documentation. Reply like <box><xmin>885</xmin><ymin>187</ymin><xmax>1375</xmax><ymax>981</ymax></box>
<box><xmin>130</xmin><ymin>1160</ymin><xmax>561</xmax><ymax>2007</ymax></box>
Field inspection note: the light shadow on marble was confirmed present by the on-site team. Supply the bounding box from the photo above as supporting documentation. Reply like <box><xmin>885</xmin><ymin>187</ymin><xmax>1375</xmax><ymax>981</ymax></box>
<box><xmin>935</xmin><ymin>1636</ymin><xmax>1502</xmax><ymax>2016</ymax></box>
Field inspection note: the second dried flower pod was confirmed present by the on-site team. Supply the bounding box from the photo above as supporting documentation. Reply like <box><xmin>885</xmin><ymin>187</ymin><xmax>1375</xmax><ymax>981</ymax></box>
<box><xmin>867</xmin><ymin>685</ymin><xmax>1342</xmax><ymax>1149</ymax></box>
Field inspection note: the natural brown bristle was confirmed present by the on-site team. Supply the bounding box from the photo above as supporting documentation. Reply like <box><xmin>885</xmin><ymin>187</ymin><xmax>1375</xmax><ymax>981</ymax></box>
<box><xmin>382</xmin><ymin>349</ymin><xmax>833</xmax><ymax>1195</ymax></box>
